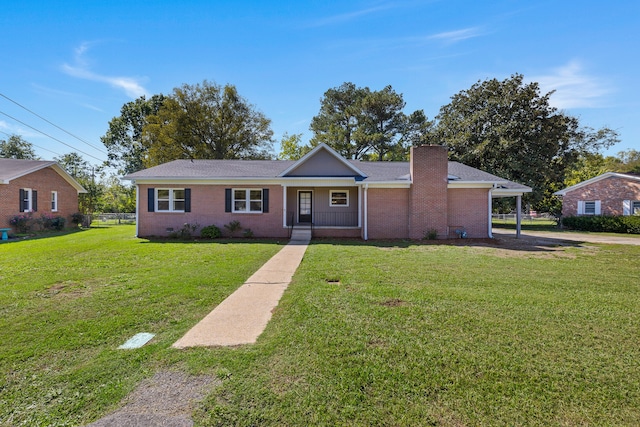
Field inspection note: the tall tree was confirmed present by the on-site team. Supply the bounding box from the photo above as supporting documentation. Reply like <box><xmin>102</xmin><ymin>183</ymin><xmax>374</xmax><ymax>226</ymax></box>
<box><xmin>310</xmin><ymin>82</ymin><xmax>368</xmax><ymax>159</ymax></box>
<box><xmin>277</xmin><ymin>132</ymin><xmax>310</xmax><ymax>160</ymax></box>
<box><xmin>310</xmin><ymin>82</ymin><xmax>431</xmax><ymax>160</ymax></box>
<box><xmin>0</xmin><ymin>134</ymin><xmax>39</xmax><ymax>159</ymax></box>
<box><xmin>356</xmin><ymin>85</ymin><xmax>407</xmax><ymax>161</ymax></box>
<box><xmin>431</xmin><ymin>74</ymin><xmax>619</xmax><ymax>208</ymax></box>
<box><xmin>143</xmin><ymin>81</ymin><xmax>274</xmax><ymax>166</ymax></box>
<box><xmin>101</xmin><ymin>94</ymin><xmax>166</xmax><ymax>175</ymax></box>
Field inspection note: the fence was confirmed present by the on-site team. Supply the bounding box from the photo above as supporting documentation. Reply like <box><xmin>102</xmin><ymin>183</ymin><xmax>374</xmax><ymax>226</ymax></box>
<box><xmin>87</xmin><ymin>213</ymin><xmax>136</xmax><ymax>225</ymax></box>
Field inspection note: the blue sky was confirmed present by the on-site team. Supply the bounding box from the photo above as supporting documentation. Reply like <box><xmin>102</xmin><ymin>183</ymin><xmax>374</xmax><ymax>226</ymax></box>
<box><xmin>1</xmin><ymin>0</ymin><xmax>638</xmax><ymax>169</ymax></box>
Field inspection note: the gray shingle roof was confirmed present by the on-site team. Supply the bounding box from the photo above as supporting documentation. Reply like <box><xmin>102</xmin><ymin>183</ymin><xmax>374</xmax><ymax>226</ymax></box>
<box><xmin>125</xmin><ymin>158</ymin><xmax>530</xmax><ymax>190</ymax></box>
<box><xmin>0</xmin><ymin>158</ymin><xmax>56</xmax><ymax>182</ymax></box>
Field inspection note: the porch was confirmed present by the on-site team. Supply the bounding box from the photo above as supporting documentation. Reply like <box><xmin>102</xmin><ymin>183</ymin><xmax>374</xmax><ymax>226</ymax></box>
<box><xmin>282</xmin><ymin>185</ymin><xmax>362</xmax><ymax>229</ymax></box>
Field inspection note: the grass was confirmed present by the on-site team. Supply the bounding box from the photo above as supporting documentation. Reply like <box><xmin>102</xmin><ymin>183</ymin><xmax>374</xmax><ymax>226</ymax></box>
<box><xmin>2</xmin><ymin>227</ymin><xmax>640</xmax><ymax>426</ymax></box>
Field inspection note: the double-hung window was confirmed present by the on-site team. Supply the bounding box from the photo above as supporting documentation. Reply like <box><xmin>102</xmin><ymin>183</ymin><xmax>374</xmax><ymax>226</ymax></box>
<box><xmin>157</xmin><ymin>189</ymin><xmax>185</xmax><ymax>212</ymax></box>
<box><xmin>51</xmin><ymin>191</ymin><xmax>58</xmax><ymax>212</ymax></box>
<box><xmin>584</xmin><ymin>201</ymin><xmax>596</xmax><ymax>215</ymax></box>
<box><xmin>330</xmin><ymin>190</ymin><xmax>349</xmax><ymax>207</ymax></box>
<box><xmin>233</xmin><ymin>189</ymin><xmax>263</xmax><ymax>213</ymax></box>
<box><xmin>633</xmin><ymin>201</ymin><xmax>640</xmax><ymax>215</ymax></box>
<box><xmin>19</xmin><ymin>188</ymin><xmax>36</xmax><ymax>212</ymax></box>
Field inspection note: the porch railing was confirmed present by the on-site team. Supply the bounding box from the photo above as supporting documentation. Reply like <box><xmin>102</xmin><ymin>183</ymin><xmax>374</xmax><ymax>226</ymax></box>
<box><xmin>287</xmin><ymin>211</ymin><xmax>359</xmax><ymax>227</ymax></box>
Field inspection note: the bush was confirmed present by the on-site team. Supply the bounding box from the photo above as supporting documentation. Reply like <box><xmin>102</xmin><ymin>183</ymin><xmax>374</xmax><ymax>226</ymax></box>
<box><xmin>561</xmin><ymin>215</ymin><xmax>640</xmax><ymax>234</ymax></box>
<box><xmin>201</xmin><ymin>224</ymin><xmax>222</xmax><ymax>239</ymax></box>
<box><xmin>224</xmin><ymin>220</ymin><xmax>242</xmax><ymax>237</ymax></box>
<box><xmin>9</xmin><ymin>213</ymin><xmax>33</xmax><ymax>233</ymax></box>
<box><xmin>71</xmin><ymin>212</ymin><xmax>84</xmax><ymax>225</ymax></box>
<box><xmin>169</xmin><ymin>222</ymin><xmax>200</xmax><ymax>239</ymax></box>
<box><xmin>243</xmin><ymin>228</ymin><xmax>254</xmax><ymax>238</ymax></box>
<box><xmin>38</xmin><ymin>213</ymin><xmax>66</xmax><ymax>231</ymax></box>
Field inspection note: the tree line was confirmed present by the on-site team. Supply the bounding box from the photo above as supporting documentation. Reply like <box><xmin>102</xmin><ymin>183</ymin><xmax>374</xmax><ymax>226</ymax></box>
<box><xmin>3</xmin><ymin>74</ymin><xmax>636</xmax><ymax>214</ymax></box>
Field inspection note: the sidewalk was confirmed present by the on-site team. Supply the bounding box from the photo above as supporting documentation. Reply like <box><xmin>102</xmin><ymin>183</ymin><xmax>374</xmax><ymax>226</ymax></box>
<box><xmin>173</xmin><ymin>239</ymin><xmax>309</xmax><ymax>348</ymax></box>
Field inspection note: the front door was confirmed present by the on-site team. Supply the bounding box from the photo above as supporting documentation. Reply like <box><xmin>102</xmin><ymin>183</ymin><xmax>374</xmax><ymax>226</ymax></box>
<box><xmin>298</xmin><ymin>191</ymin><xmax>312</xmax><ymax>223</ymax></box>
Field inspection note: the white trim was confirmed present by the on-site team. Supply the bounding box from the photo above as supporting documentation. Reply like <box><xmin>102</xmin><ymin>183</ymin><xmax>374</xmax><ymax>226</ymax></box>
<box><xmin>135</xmin><ymin>185</ymin><xmax>140</xmax><ymax>237</ymax></box>
<box><xmin>357</xmin><ymin>186</ymin><xmax>362</xmax><ymax>228</ymax></box>
<box><xmin>282</xmin><ymin>185</ymin><xmax>287</xmax><ymax>227</ymax></box>
<box><xmin>156</xmin><ymin>188</ymin><xmax>186</xmax><ymax>213</ymax></box>
<box><xmin>363</xmin><ymin>184</ymin><xmax>368</xmax><ymax>240</ymax></box>
<box><xmin>595</xmin><ymin>200</ymin><xmax>601</xmax><ymax>215</ymax></box>
<box><xmin>623</xmin><ymin>200</ymin><xmax>631</xmax><ymax>216</ymax></box>
<box><xmin>232</xmin><ymin>188</ymin><xmax>264</xmax><ymax>213</ymax></box>
<box><xmin>329</xmin><ymin>189</ymin><xmax>349</xmax><ymax>207</ymax></box>
<box><xmin>488</xmin><ymin>188</ymin><xmax>493</xmax><ymax>238</ymax></box>
<box><xmin>51</xmin><ymin>191</ymin><xmax>58</xmax><ymax>212</ymax></box>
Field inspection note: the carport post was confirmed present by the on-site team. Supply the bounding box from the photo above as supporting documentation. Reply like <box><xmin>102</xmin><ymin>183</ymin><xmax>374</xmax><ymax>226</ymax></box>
<box><xmin>516</xmin><ymin>195</ymin><xmax>522</xmax><ymax>238</ymax></box>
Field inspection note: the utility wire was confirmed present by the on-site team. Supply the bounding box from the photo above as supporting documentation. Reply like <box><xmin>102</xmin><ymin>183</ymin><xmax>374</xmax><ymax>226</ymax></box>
<box><xmin>0</xmin><ymin>110</ymin><xmax>105</xmax><ymax>162</ymax></box>
<box><xmin>0</xmin><ymin>129</ymin><xmax>64</xmax><ymax>157</ymax></box>
<box><xmin>0</xmin><ymin>93</ymin><xmax>108</xmax><ymax>154</ymax></box>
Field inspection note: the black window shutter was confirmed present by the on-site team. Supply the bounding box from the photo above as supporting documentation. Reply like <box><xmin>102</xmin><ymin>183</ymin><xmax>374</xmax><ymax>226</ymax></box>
<box><xmin>225</xmin><ymin>188</ymin><xmax>232</xmax><ymax>212</ymax></box>
<box><xmin>19</xmin><ymin>189</ymin><xmax>25</xmax><ymax>212</ymax></box>
<box><xmin>263</xmin><ymin>189</ymin><xmax>269</xmax><ymax>213</ymax></box>
<box><xmin>32</xmin><ymin>190</ymin><xmax>38</xmax><ymax>212</ymax></box>
<box><xmin>147</xmin><ymin>188</ymin><xmax>155</xmax><ymax>212</ymax></box>
<box><xmin>184</xmin><ymin>188</ymin><xmax>191</xmax><ymax>212</ymax></box>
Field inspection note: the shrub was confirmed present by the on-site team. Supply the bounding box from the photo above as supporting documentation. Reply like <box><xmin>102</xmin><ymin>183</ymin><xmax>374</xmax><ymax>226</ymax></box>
<box><xmin>176</xmin><ymin>222</ymin><xmax>200</xmax><ymax>239</ymax></box>
<box><xmin>561</xmin><ymin>215</ymin><xmax>640</xmax><ymax>234</ymax></box>
<box><xmin>71</xmin><ymin>212</ymin><xmax>84</xmax><ymax>225</ymax></box>
<box><xmin>9</xmin><ymin>213</ymin><xmax>33</xmax><ymax>233</ymax></box>
<box><xmin>423</xmin><ymin>229</ymin><xmax>438</xmax><ymax>240</ymax></box>
<box><xmin>243</xmin><ymin>228</ymin><xmax>254</xmax><ymax>238</ymax></box>
<box><xmin>201</xmin><ymin>224</ymin><xmax>222</xmax><ymax>239</ymax></box>
<box><xmin>224</xmin><ymin>220</ymin><xmax>242</xmax><ymax>237</ymax></box>
<box><xmin>38</xmin><ymin>213</ymin><xmax>66</xmax><ymax>231</ymax></box>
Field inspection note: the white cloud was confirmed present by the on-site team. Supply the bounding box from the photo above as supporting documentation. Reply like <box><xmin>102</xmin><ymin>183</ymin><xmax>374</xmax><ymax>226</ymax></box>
<box><xmin>531</xmin><ymin>61</ymin><xmax>612</xmax><ymax>109</ymax></box>
<box><xmin>428</xmin><ymin>27</ymin><xmax>484</xmax><ymax>44</ymax></box>
<box><xmin>61</xmin><ymin>42</ymin><xmax>148</xmax><ymax>99</ymax></box>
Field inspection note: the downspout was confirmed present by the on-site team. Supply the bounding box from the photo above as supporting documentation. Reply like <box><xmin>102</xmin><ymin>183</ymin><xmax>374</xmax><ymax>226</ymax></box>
<box><xmin>134</xmin><ymin>183</ymin><xmax>139</xmax><ymax>237</ymax></box>
<box><xmin>488</xmin><ymin>185</ymin><xmax>494</xmax><ymax>238</ymax></box>
<box><xmin>363</xmin><ymin>183</ymin><xmax>368</xmax><ymax>241</ymax></box>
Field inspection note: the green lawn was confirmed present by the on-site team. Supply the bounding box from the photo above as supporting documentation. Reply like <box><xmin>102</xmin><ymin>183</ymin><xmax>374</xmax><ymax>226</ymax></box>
<box><xmin>1</xmin><ymin>227</ymin><xmax>639</xmax><ymax>426</ymax></box>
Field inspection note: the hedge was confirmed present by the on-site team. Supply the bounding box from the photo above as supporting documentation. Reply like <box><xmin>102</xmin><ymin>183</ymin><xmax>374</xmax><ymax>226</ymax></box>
<box><xmin>561</xmin><ymin>215</ymin><xmax>640</xmax><ymax>234</ymax></box>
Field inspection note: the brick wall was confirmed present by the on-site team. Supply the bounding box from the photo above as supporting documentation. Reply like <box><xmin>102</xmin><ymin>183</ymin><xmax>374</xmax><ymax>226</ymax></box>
<box><xmin>447</xmin><ymin>188</ymin><xmax>490</xmax><ymax>238</ymax></box>
<box><xmin>137</xmin><ymin>184</ymin><xmax>288</xmax><ymax>238</ymax></box>
<box><xmin>366</xmin><ymin>188</ymin><xmax>410</xmax><ymax>239</ymax></box>
<box><xmin>409</xmin><ymin>145</ymin><xmax>449</xmax><ymax>239</ymax></box>
<box><xmin>561</xmin><ymin>176</ymin><xmax>640</xmax><ymax>216</ymax></box>
<box><xmin>0</xmin><ymin>167</ymin><xmax>80</xmax><ymax>231</ymax></box>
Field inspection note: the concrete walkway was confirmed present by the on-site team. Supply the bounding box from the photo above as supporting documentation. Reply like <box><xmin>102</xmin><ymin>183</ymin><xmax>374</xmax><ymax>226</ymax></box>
<box><xmin>173</xmin><ymin>238</ymin><xmax>309</xmax><ymax>348</ymax></box>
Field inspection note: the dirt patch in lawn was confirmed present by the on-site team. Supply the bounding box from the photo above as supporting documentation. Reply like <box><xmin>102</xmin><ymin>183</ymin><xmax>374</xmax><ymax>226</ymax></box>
<box><xmin>85</xmin><ymin>371</ymin><xmax>219</xmax><ymax>427</ymax></box>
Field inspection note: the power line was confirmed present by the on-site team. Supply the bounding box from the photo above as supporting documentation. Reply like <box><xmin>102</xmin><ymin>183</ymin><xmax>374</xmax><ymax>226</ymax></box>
<box><xmin>0</xmin><ymin>110</ymin><xmax>106</xmax><ymax>162</ymax></box>
<box><xmin>0</xmin><ymin>129</ymin><xmax>64</xmax><ymax>157</ymax></box>
<box><xmin>0</xmin><ymin>93</ymin><xmax>108</xmax><ymax>155</ymax></box>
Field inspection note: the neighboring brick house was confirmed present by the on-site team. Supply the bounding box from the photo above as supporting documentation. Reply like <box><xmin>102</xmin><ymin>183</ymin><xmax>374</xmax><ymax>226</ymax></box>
<box><xmin>124</xmin><ymin>144</ymin><xmax>531</xmax><ymax>240</ymax></box>
<box><xmin>554</xmin><ymin>172</ymin><xmax>640</xmax><ymax>217</ymax></box>
<box><xmin>0</xmin><ymin>159</ymin><xmax>86</xmax><ymax>232</ymax></box>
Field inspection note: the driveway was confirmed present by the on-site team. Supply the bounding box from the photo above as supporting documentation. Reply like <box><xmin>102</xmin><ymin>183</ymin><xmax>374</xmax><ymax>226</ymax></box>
<box><xmin>493</xmin><ymin>229</ymin><xmax>640</xmax><ymax>246</ymax></box>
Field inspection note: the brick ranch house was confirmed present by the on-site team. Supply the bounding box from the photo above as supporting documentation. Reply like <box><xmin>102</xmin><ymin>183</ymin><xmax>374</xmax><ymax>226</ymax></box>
<box><xmin>0</xmin><ymin>158</ymin><xmax>86</xmax><ymax>232</ymax></box>
<box><xmin>124</xmin><ymin>144</ymin><xmax>531</xmax><ymax>240</ymax></box>
<box><xmin>554</xmin><ymin>172</ymin><xmax>640</xmax><ymax>217</ymax></box>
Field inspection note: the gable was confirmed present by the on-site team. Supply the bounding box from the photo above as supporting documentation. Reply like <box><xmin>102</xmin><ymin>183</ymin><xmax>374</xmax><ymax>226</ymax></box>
<box><xmin>554</xmin><ymin>172</ymin><xmax>640</xmax><ymax>196</ymax></box>
<box><xmin>280</xmin><ymin>144</ymin><xmax>367</xmax><ymax>178</ymax></box>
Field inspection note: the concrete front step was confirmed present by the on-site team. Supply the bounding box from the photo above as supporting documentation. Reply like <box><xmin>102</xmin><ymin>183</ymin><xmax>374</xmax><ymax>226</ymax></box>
<box><xmin>290</xmin><ymin>227</ymin><xmax>312</xmax><ymax>242</ymax></box>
